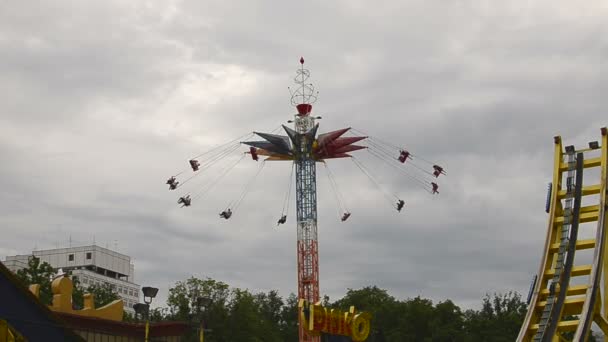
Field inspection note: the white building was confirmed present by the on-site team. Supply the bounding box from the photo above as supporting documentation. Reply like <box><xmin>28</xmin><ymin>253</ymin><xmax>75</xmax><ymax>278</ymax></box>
<box><xmin>4</xmin><ymin>245</ymin><xmax>140</xmax><ymax>315</ymax></box>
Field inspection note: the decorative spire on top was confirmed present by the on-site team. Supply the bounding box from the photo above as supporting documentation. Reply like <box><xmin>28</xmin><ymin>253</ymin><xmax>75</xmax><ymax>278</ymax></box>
<box><xmin>289</xmin><ymin>57</ymin><xmax>318</xmax><ymax>116</ymax></box>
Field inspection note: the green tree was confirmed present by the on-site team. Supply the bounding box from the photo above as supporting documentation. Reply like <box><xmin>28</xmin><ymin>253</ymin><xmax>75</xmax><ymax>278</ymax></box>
<box><xmin>150</xmin><ymin>307</ymin><xmax>170</xmax><ymax>322</ymax></box>
<box><xmin>253</xmin><ymin>290</ymin><xmax>284</xmax><ymax>342</ymax></box>
<box><xmin>15</xmin><ymin>256</ymin><xmax>56</xmax><ymax>305</ymax></box>
<box><xmin>85</xmin><ymin>283</ymin><xmax>121</xmax><ymax>307</ymax></box>
<box><xmin>463</xmin><ymin>292</ymin><xmax>527</xmax><ymax>342</ymax></box>
<box><xmin>123</xmin><ymin>311</ymin><xmax>136</xmax><ymax>322</ymax></box>
<box><xmin>279</xmin><ymin>293</ymin><xmax>299</xmax><ymax>342</ymax></box>
<box><xmin>226</xmin><ymin>288</ymin><xmax>270</xmax><ymax>342</ymax></box>
<box><xmin>430</xmin><ymin>300</ymin><xmax>465</xmax><ymax>342</ymax></box>
<box><xmin>71</xmin><ymin>277</ymin><xmax>85</xmax><ymax>309</ymax></box>
<box><xmin>166</xmin><ymin>276</ymin><xmax>231</xmax><ymax>341</ymax></box>
<box><xmin>70</xmin><ymin>278</ymin><xmax>120</xmax><ymax>311</ymax></box>
<box><xmin>391</xmin><ymin>297</ymin><xmax>436</xmax><ymax>342</ymax></box>
<box><xmin>332</xmin><ymin>286</ymin><xmax>402</xmax><ymax>342</ymax></box>
<box><xmin>167</xmin><ymin>277</ymin><xmax>230</xmax><ymax>319</ymax></box>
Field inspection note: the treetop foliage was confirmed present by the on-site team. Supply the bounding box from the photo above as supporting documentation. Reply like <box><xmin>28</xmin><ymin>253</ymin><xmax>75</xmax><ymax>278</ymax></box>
<box><xmin>156</xmin><ymin>278</ymin><xmax>533</xmax><ymax>342</ymax></box>
<box><xmin>15</xmin><ymin>262</ymin><xmax>597</xmax><ymax>342</ymax></box>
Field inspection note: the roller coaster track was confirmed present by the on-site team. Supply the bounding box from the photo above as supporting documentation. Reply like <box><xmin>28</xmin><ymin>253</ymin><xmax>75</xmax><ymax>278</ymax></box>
<box><xmin>518</xmin><ymin>127</ymin><xmax>608</xmax><ymax>341</ymax></box>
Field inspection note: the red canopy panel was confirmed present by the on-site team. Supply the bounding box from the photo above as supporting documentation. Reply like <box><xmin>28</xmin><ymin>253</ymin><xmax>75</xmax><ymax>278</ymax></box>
<box><xmin>332</xmin><ymin>144</ymin><xmax>366</xmax><ymax>154</ymax></box>
<box><xmin>324</xmin><ymin>136</ymin><xmax>367</xmax><ymax>149</ymax></box>
<box><xmin>320</xmin><ymin>153</ymin><xmax>352</xmax><ymax>159</ymax></box>
<box><xmin>316</xmin><ymin>127</ymin><xmax>350</xmax><ymax>147</ymax></box>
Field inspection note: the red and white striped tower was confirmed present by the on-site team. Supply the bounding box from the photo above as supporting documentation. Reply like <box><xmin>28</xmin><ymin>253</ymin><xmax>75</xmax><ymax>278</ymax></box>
<box><xmin>292</xmin><ymin>57</ymin><xmax>320</xmax><ymax>342</ymax></box>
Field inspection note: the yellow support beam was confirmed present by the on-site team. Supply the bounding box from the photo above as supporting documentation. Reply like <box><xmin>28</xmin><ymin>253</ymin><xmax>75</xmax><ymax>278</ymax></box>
<box><xmin>537</xmin><ymin>296</ymin><xmax>585</xmax><ymax>316</ymax></box>
<box><xmin>557</xmin><ymin>184</ymin><xmax>601</xmax><ymax>199</ymax></box>
<box><xmin>581</xmin><ymin>204</ymin><xmax>601</xmax><ymax>215</ymax></box>
<box><xmin>594</xmin><ymin>313</ymin><xmax>608</xmax><ymax>336</ymax></box>
<box><xmin>0</xmin><ymin>320</ymin><xmax>25</xmax><ymax>342</ymax></box>
<box><xmin>560</xmin><ymin>157</ymin><xmax>602</xmax><ymax>172</ymax></box>
<box><xmin>539</xmin><ymin>284</ymin><xmax>589</xmax><ymax>297</ymax></box>
<box><xmin>544</xmin><ymin>265</ymin><xmax>593</xmax><ymax>278</ymax></box>
<box><xmin>549</xmin><ymin>239</ymin><xmax>595</xmax><ymax>253</ymax></box>
<box><xmin>554</xmin><ymin>210</ymin><xmax>600</xmax><ymax>225</ymax></box>
<box><xmin>530</xmin><ymin>319</ymin><xmax>580</xmax><ymax>333</ymax></box>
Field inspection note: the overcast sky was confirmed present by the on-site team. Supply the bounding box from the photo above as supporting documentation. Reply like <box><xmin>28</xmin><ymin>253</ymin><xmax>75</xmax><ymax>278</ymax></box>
<box><xmin>1</xmin><ymin>0</ymin><xmax>607</xmax><ymax>310</ymax></box>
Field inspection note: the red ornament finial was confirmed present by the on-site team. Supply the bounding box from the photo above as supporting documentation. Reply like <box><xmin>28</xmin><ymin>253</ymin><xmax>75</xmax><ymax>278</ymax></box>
<box><xmin>300</xmin><ymin>57</ymin><xmax>304</xmax><ymax>65</ymax></box>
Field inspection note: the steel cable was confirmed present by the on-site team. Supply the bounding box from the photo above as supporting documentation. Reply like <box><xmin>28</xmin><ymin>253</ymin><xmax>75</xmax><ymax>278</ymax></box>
<box><xmin>351</xmin><ymin>157</ymin><xmax>399</xmax><ymax>207</ymax></box>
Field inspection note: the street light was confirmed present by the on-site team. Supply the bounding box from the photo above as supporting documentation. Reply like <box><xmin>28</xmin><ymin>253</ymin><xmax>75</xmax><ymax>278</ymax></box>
<box><xmin>138</xmin><ymin>286</ymin><xmax>158</xmax><ymax>342</ymax></box>
<box><xmin>133</xmin><ymin>303</ymin><xmax>148</xmax><ymax>321</ymax></box>
<box><xmin>142</xmin><ymin>286</ymin><xmax>158</xmax><ymax>304</ymax></box>
<box><xmin>195</xmin><ymin>297</ymin><xmax>211</xmax><ymax>342</ymax></box>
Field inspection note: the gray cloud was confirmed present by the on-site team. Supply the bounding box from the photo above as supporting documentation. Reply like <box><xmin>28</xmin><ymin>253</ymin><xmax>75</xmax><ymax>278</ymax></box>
<box><xmin>1</xmin><ymin>0</ymin><xmax>607</xmax><ymax>310</ymax></box>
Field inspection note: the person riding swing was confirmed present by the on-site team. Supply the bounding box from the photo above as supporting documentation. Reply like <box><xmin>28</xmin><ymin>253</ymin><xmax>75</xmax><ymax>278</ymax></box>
<box><xmin>220</xmin><ymin>208</ymin><xmax>233</xmax><ymax>219</ymax></box>
<box><xmin>178</xmin><ymin>195</ymin><xmax>191</xmax><ymax>207</ymax></box>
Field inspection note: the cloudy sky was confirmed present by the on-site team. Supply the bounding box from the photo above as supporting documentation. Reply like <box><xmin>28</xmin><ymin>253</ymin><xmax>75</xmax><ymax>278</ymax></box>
<box><xmin>1</xmin><ymin>0</ymin><xmax>607</xmax><ymax>310</ymax></box>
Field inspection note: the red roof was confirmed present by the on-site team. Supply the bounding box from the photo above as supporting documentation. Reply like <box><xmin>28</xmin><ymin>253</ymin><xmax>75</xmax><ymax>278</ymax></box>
<box><xmin>56</xmin><ymin>312</ymin><xmax>192</xmax><ymax>337</ymax></box>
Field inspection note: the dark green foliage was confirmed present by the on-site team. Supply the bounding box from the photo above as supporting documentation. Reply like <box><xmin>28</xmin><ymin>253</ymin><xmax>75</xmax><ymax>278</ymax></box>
<box><xmin>462</xmin><ymin>292</ymin><xmax>527</xmax><ymax>342</ymax></box>
<box><xmin>15</xmin><ymin>256</ymin><xmax>55</xmax><ymax>305</ymax></box>
<box><xmin>430</xmin><ymin>300</ymin><xmax>465</xmax><ymax>342</ymax></box>
<box><xmin>12</xmin><ymin>262</ymin><xmax>597</xmax><ymax>340</ymax></box>
<box><xmin>332</xmin><ymin>286</ymin><xmax>401</xmax><ymax>341</ymax></box>
<box><xmin>85</xmin><ymin>282</ymin><xmax>121</xmax><ymax>307</ymax></box>
<box><xmin>163</xmin><ymin>277</ymin><xmax>297</xmax><ymax>342</ymax></box>
<box><xmin>146</xmin><ymin>277</ymin><xmax>601</xmax><ymax>341</ymax></box>
<box><xmin>71</xmin><ymin>277</ymin><xmax>85</xmax><ymax>309</ymax></box>
<box><xmin>71</xmin><ymin>280</ymin><xmax>121</xmax><ymax>311</ymax></box>
<box><xmin>279</xmin><ymin>293</ymin><xmax>299</xmax><ymax>341</ymax></box>
<box><xmin>165</xmin><ymin>276</ymin><xmax>231</xmax><ymax>341</ymax></box>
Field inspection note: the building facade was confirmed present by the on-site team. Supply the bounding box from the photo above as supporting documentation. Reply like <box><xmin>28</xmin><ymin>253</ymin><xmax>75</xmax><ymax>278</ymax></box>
<box><xmin>4</xmin><ymin>245</ymin><xmax>140</xmax><ymax>315</ymax></box>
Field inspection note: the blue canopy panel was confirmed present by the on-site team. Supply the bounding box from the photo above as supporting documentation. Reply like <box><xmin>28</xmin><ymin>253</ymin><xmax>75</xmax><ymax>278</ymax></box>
<box><xmin>282</xmin><ymin>125</ymin><xmax>300</xmax><ymax>149</ymax></box>
<box><xmin>242</xmin><ymin>140</ymin><xmax>292</xmax><ymax>156</ymax></box>
<box><xmin>253</xmin><ymin>132</ymin><xmax>292</xmax><ymax>153</ymax></box>
<box><xmin>282</xmin><ymin>123</ymin><xmax>319</xmax><ymax>151</ymax></box>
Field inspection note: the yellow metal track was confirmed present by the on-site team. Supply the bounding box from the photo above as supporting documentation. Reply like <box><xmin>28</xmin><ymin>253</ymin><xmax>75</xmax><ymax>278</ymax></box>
<box><xmin>0</xmin><ymin>319</ymin><xmax>26</xmax><ymax>342</ymax></box>
<box><xmin>517</xmin><ymin>127</ymin><xmax>608</xmax><ymax>342</ymax></box>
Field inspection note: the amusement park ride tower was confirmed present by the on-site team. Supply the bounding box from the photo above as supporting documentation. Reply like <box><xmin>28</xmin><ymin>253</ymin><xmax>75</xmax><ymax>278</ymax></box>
<box><xmin>169</xmin><ymin>58</ymin><xmax>444</xmax><ymax>342</ymax></box>
<box><xmin>242</xmin><ymin>58</ymin><xmax>369</xmax><ymax>341</ymax></box>
<box><xmin>292</xmin><ymin>58</ymin><xmax>321</xmax><ymax>342</ymax></box>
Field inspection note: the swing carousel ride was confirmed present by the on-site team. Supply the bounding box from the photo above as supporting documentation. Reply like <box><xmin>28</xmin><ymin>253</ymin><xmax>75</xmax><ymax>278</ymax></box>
<box><xmin>165</xmin><ymin>58</ymin><xmax>445</xmax><ymax>342</ymax></box>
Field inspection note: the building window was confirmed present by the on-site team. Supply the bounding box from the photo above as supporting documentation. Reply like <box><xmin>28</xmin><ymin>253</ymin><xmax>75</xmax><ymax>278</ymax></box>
<box><xmin>86</xmin><ymin>252</ymin><xmax>92</xmax><ymax>260</ymax></box>
<box><xmin>68</xmin><ymin>254</ymin><xmax>74</xmax><ymax>261</ymax></box>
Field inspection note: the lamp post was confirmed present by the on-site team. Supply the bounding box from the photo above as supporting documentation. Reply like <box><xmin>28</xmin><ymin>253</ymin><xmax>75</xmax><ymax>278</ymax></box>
<box><xmin>195</xmin><ymin>297</ymin><xmax>211</xmax><ymax>342</ymax></box>
<box><xmin>133</xmin><ymin>303</ymin><xmax>148</xmax><ymax>321</ymax></box>
<box><xmin>139</xmin><ymin>286</ymin><xmax>158</xmax><ymax>342</ymax></box>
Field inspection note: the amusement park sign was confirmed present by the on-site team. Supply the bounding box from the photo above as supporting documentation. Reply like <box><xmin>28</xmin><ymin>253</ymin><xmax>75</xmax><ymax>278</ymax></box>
<box><xmin>298</xmin><ymin>299</ymin><xmax>372</xmax><ymax>341</ymax></box>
